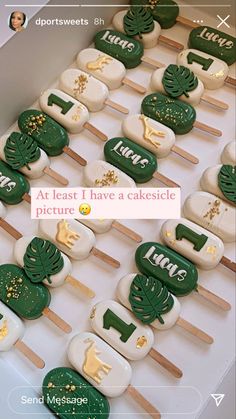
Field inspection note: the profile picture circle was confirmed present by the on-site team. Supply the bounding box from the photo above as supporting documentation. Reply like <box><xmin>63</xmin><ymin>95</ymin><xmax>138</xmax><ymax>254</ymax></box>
<box><xmin>8</xmin><ymin>11</ymin><xmax>28</xmax><ymax>32</ymax></box>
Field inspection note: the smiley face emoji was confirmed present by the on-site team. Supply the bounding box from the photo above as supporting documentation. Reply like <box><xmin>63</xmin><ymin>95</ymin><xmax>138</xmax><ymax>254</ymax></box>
<box><xmin>79</xmin><ymin>203</ymin><xmax>91</xmax><ymax>216</ymax></box>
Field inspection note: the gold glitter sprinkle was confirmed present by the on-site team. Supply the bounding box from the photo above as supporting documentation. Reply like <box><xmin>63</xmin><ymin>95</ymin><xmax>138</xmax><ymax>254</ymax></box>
<box><xmin>90</xmin><ymin>306</ymin><xmax>96</xmax><ymax>320</ymax></box>
<box><xmin>203</xmin><ymin>200</ymin><xmax>221</xmax><ymax>220</ymax></box>
<box><xmin>25</xmin><ymin>114</ymin><xmax>46</xmax><ymax>135</ymax></box>
<box><xmin>211</xmin><ymin>70</ymin><xmax>225</xmax><ymax>79</ymax></box>
<box><xmin>95</xmin><ymin>170</ymin><xmax>118</xmax><ymax>187</ymax></box>
<box><xmin>47</xmin><ymin>382</ymin><xmax>54</xmax><ymax>388</ymax></box>
<box><xmin>136</xmin><ymin>336</ymin><xmax>148</xmax><ymax>348</ymax></box>
<box><xmin>149</xmin><ymin>0</ymin><xmax>158</xmax><ymax>8</ymax></box>
<box><xmin>207</xmin><ymin>246</ymin><xmax>217</xmax><ymax>255</ymax></box>
<box><xmin>71</xmin><ymin>106</ymin><xmax>82</xmax><ymax>121</ymax></box>
<box><xmin>0</xmin><ymin>319</ymin><xmax>8</xmax><ymax>340</ymax></box>
<box><xmin>70</xmin><ymin>385</ymin><xmax>76</xmax><ymax>391</ymax></box>
<box><xmin>165</xmin><ymin>231</ymin><xmax>172</xmax><ymax>237</ymax></box>
<box><xmin>74</xmin><ymin>74</ymin><xmax>88</xmax><ymax>96</ymax></box>
<box><xmin>87</xmin><ymin>55</ymin><xmax>112</xmax><ymax>72</ymax></box>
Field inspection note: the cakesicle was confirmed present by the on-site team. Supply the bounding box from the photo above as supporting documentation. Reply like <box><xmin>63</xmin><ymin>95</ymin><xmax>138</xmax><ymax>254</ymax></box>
<box><xmin>0</xmin><ymin>160</ymin><xmax>30</xmax><ymax>205</ymax></box>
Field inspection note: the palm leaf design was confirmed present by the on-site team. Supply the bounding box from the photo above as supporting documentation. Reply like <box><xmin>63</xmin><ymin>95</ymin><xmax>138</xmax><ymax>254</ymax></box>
<box><xmin>129</xmin><ymin>274</ymin><xmax>174</xmax><ymax>324</ymax></box>
<box><xmin>124</xmin><ymin>6</ymin><xmax>154</xmax><ymax>39</ymax></box>
<box><xmin>218</xmin><ymin>165</ymin><xmax>236</xmax><ymax>204</ymax></box>
<box><xmin>23</xmin><ymin>237</ymin><xmax>64</xmax><ymax>284</ymax></box>
<box><xmin>162</xmin><ymin>65</ymin><xmax>198</xmax><ymax>98</ymax></box>
<box><xmin>4</xmin><ymin>132</ymin><xmax>40</xmax><ymax>170</ymax></box>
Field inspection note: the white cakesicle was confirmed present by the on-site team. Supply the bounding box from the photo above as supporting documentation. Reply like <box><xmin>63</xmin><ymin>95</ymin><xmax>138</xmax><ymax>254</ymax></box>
<box><xmin>0</xmin><ymin>302</ymin><xmax>24</xmax><ymax>352</ymax></box>
<box><xmin>59</xmin><ymin>69</ymin><xmax>109</xmax><ymax>112</ymax></box>
<box><xmin>177</xmin><ymin>49</ymin><xmax>229</xmax><ymax>90</ymax></box>
<box><xmin>67</xmin><ymin>331</ymin><xmax>132</xmax><ymax>397</ymax></box>
<box><xmin>39</xmin><ymin>88</ymin><xmax>89</xmax><ymax>134</ymax></box>
<box><xmin>184</xmin><ymin>191</ymin><xmax>236</xmax><ymax>243</ymax></box>
<box><xmin>13</xmin><ymin>236</ymin><xmax>72</xmax><ymax>287</ymax></box>
<box><xmin>77</xmin><ymin>48</ymin><xmax>126</xmax><ymax>90</ymax></box>
<box><xmin>200</xmin><ymin>164</ymin><xmax>232</xmax><ymax>203</ymax></box>
<box><xmin>221</xmin><ymin>141</ymin><xmax>236</xmax><ymax>166</ymax></box>
<box><xmin>39</xmin><ymin>219</ymin><xmax>96</xmax><ymax>260</ymax></box>
<box><xmin>90</xmin><ymin>300</ymin><xmax>154</xmax><ymax>361</ymax></box>
<box><xmin>161</xmin><ymin>218</ymin><xmax>225</xmax><ymax>270</ymax></box>
<box><xmin>122</xmin><ymin>114</ymin><xmax>175</xmax><ymax>158</ymax></box>
<box><xmin>112</xmin><ymin>9</ymin><xmax>161</xmax><ymax>49</ymax></box>
<box><xmin>0</xmin><ymin>135</ymin><xmax>50</xmax><ymax>179</ymax></box>
<box><xmin>151</xmin><ymin>67</ymin><xmax>205</xmax><ymax>106</ymax></box>
<box><xmin>79</xmin><ymin>219</ymin><xmax>114</xmax><ymax>234</ymax></box>
<box><xmin>83</xmin><ymin>160</ymin><xmax>136</xmax><ymax>188</ymax></box>
<box><xmin>0</xmin><ymin>201</ymin><xmax>7</xmax><ymax>219</ymax></box>
<box><xmin>117</xmin><ymin>274</ymin><xmax>181</xmax><ymax>330</ymax></box>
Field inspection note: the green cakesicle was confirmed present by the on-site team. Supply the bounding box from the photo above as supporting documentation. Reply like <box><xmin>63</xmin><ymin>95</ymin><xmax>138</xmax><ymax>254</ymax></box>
<box><xmin>94</xmin><ymin>29</ymin><xmax>144</xmax><ymax>69</ymax></box>
<box><xmin>104</xmin><ymin>137</ymin><xmax>157</xmax><ymax>183</ymax></box>
<box><xmin>131</xmin><ymin>0</ymin><xmax>179</xmax><ymax>29</ymax></box>
<box><xmin>141</xmin><ymin>93</ymin><xmax>196</xmax><ymax>135</ymax></box>
<box><xmin>135</xmin><ymin>243</ymin><xmax>198</xmax><ymax>296</ymax></box>
<box><xmin>189</xmin><ymin>26</ymin><xmax>236</xmax><ymax>66</ymax></box>
<box><xmin>0</xmin><ymin>264</ymin><xmax>51</xmax><ymax>319</ymax></box>
<box><xmin>0</xmin><ymin>161</ymin><xmax>30</xmax><ymax>205</ymax></box>
<box><xmin>43</xmin><ymin>367</ymin><xmax>110</xmax><ymax>419</ymax></box>
<box><xmin>18</xmin><ymin>110</ymin><xmax>69</xmax><ymax>157</ymax></box>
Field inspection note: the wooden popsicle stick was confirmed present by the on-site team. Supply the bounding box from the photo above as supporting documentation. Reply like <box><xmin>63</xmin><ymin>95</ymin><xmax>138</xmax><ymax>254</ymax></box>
<box><xmin>66</xmin><ymin>275</ymin><xmax>95</xmax><ymax>299</ymax></box>
<box><xmin>0</xmin><ymin>218</ymin><xmax>23</xmax><ymax>240</ymax></box>
<box><xmin>171</xmin><ymin>145</ymin><xmax>199</xmax><ymax>164</ymax></box>
<box><xmin>197</xmin><ymin>284</ymin><xmax>231</xmax><ymax>311</ymax></box>
<box><xmin>148</xmin><ymin>347</ymin><xmax>183</xmax><ymax>378</ymax></box>
<box><xmin>126</xmin><ymin>384</ymin><xmax>161</xmax><ymax>419</ymax></box>
<box><xmin>141</xmin><ymin>56</ymin><xmax>165</xmax><ymax>69</ymax></box>
<box><xmin>83</xmin><ymin>122</ymin><xmax>108</xmax><ymax>142</ymax></box>
<box><xmin>200</xmin><ymin>94</ymin><xmax>229</xmax><ymax>111</ymax></box>
<box><xmin>225</xmin><ymin>76</ymin><xmax>236</xmax><ymax>87</ymax></box>
<box><xmin>90</xmin><ymin>247</ymin><xmax>120</xmax><ymax>268</ymax></box>
<box><xmin>22</xmin><ymin>193</ymin><xmax>31</xmax><ymax>204</ymax></box>
<box><xmin>176</xmin><ymin>316</ymin><xmax>214</xmax><ymax>344</ymax></box>
<box><xmin>193</xmin><ymin>121</ymin><xmax>222</xmax><ymax>137</ymax></box>
<box><xmin>176</xmin><ymin>15</ymin><xmax>200</xmax><ymax>29</ymax></box>
<box><xmin>104</xmin><ymin>99</ymin><xmax>129</xmax><ymax>114</ymax></box>
<box><xmin>42</xmin><ymin>307</ymin><xmax>72</xmax><ymax>334</ymax></box>
<box><xmin>112</xmin><ymin>220</ymin><xmax>142</xmax><ymax>243</ymax></box>
<box><xmin>153</xmin><ymin>171</ymin><xmax>180</xmax><ymax>188</ymax></box>
<box><xmin>158</xmin><ymin>35</ymin><xmax>184</xmax><ymax>51</ymax></box>
<box><xmin>63</xmin><ymin>146</ymin><xmax>87</xmax><ymax>166</ymax></box>
<box><xmin>43</xmin><ymin>167</ymin><xmax>68</xmax><ymax>186</ymax></box>
<box><xmin>220</xmin><ymin>256</ymin><xmax>236</xmax><ymax>273</ymax></box>
<box><xmin>14</xmin><ymin>340</ymin><xmax>45</xmax><ymax>369</ymax></box>
<box><xmin>122</xmin><ymin>77</ymin><xmax>147</xmax><ymax>94</ymax></box>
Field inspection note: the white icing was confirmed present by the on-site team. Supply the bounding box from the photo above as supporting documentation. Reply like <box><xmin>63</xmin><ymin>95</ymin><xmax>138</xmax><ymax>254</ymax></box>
<box><xmin>177</xmin><ymin>49</ymin><xmax>229</xmax><ymax>89</ymax></box>
<box><xmin>112</xmin><ymin>9</ymin><xmax>161</xmax><ymax>49</ymax></box>
<box><xmin>0</xmin><ymin>135</ymin><xmax>50</xmax><ymax>179</ymax></box>
<box><xmin>38</xmin><ymin>219</ymin><xmax>96</xmax><ymax>260</ymax></box>
<box><xmin>90</xmin><ymin>300</ymin><xmax>154</xmax><ymax>361</ymax></box>
<box><xmin>151</xmin><ymin>67</ymin><xmax>204</xmax><ymax>106</ymax></box>
<box><xmin>184</xmin><ymin>191</ymin><xmax>236</xmax><ymax>243</ymax></box>
<box><xmin>67</xmin><ymin>331</ymin><xmax>132</xmax><ymax>397</ymax></box>
<box><xmin>161</xmin><ymin>218</ymin><xmax>225</xmax><ymax>270</ymax></box>
<box><xmin>117</xmin><ymin>274</ymin><xmax>181</xmax><ymax>330</ymax></box>
<box><xmin>59</xmin><ymin>68</ymin><xmax>109</xmax><ymax>112</ymax></box>
<box><xmin>200</xmin><ymin>164</ymin><xmax>231</xmax><ymax>203</ymax></box>
<box><xmin>122</xmin><ymin>114</ymin><xmax>175</xmax><ymax>158</ymax></box>
<box><xmin>39</xmin><ymin>88</ymin><xmax>89</xmax><ymax>134</ymax></box>
<box><xmin>13</xmin><ymin>235</ymin><xmax>71</xmax><ymax>287</ymax></box>
<box><xmin>221</xmin><ymin>141</ymin><xmax>236</xmax><ymax>166</ymax></box>
<box><xmin>83</xmin><ymin>160</ymin><xmax>136</xmax><ymax>188</ymax></box>
<box><xmin>77</xmin><ymin>48</ymin><xmax>126</xmax><ymax>90</ymax></box>
<box><xmin>0</xmin><ymin>201</ymin><xmax>7</xmax><ymax>219</ymax></box>
<box><xmin>0</xmin><ymin>302</ymin><xmax>24</xmax><ymax>352</ymax></box>
<box><xmin>80</xmin><ymin>219</ymin><xmax>113</xmax><ymax>234</ymax></box>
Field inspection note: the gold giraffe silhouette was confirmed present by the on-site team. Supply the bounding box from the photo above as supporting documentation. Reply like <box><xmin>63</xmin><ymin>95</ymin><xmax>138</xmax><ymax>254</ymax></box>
<box><xmin>82</xmin><ymin>339</ymin><xmax>112</xmax><ymax>384</ymax></box>
<box><xmin>87</xmin><ymin>55</ymin><xmax>112</xmax><ymax>72</ymax></box>
<box><xmin>56</xmin><ymin>220</ymin><xmax>80</xmax><ymax>249</ymax></box>
<box><xmin>139</xmin><ymin>114</ymin><xmax>166</xmax><ymax>148</ymax></box>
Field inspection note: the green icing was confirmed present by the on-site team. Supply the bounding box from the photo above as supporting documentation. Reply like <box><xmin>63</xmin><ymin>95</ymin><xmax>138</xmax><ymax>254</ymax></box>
<box><xmin>124</xmin><ymin>6</ymin><xmax>154</xmax><ymax>39</ymax></box>
<box><xmin>94</xmin><ymin>29</ymin><xmax>144</xmax><ymax>69</ymax></box>
<box><xmin>187</xmin><ymin>51</ymin><xmax>214</xmax><ymax>71</ymax></box>
<box><xmin>162</xmin><ymin>64</ymin><xmax>198</xmax><ymax>98</ymax></box>
<box><xmin>18</xmin><ymin>110</ymin><xmax>69</xmax><ymax>157</ymax></box>
<box><xmin>4</xmin><ymin>132</ymin><xmax>40</xmax><ymax>171</ymax></box>
<box><xmin>189</xmin><ymin>26</ymin><xmax>236</xmax><ymax>65</ymax></box>
<box><xmin>129</xmin><ymin>274</ymin><xmax>174</xmax><ymax>325</ymax></box>
<box><xmin>131</xmin><ymin>0</ymin><xmax>179</xmax><ymax>29</ymax></box>
<box><xmin>135</xmin><ymin>242</ymin><xmax>198</xmax><ymax>296</ymax></box>
<box><xmin>218</xmin><ymin>165</ymin><xmax>236</xmax><ymax>204</ymax></box>
<box><xmin>103</xmin><ymin>308</ymin><xmax>136</xmax><ymax>342</ymax></box>
<box><xmin>104</xmin><ymin>137</ymin><xmax>157</xmax><ymax>183</ymax></box>
<box><xmin>42</xmin><ymin>367</ymin><xmax>110</xmax><ymax>419</ymax></box>
<box><xmin>0</xmin><ymin>264</ymin><xmax>50</xmax><ymax>319</ymax></box>
<box><xmin>0</xmin><ymin>161</ymin><xmax>30</xmax><ymax>205</ymax></box>
<box><xmin>141</xmin><ymin>93</ymin><xmax>196</xmax><ymax>135</ymax></box>
<box><xmin>23</xmin><ymin>237</ymin><xmax>64</xmax><ymax>284</ymax></box>
<box><xmin>176</xmin><ymin>224</ymin><xmax>208</xmax><ymax>251</ymax></box>
<box><xmin>48</xmin><ymin>93</ymin><xmax>74</xmax><ymax>114</ymax></box>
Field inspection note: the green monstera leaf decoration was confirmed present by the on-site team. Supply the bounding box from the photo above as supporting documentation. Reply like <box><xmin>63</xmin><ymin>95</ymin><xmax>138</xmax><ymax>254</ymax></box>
<box><xmin>23</xmin><ymin>237</ymin><xmax>64</xmax><ymax>284</ymax></box>
<box><xmin>162</xmin><ymin>64</ymin><xmax>198</xmax><ymax>98</ymax></box>
<box><xmin>4</xmin><ymin>132</ymin><xmax>40</xmax><ymax>170</ymax></box>
<box><xmin>129</xmin><ymin>274</ymin><xmax>174</xmax><ymax>324</ymax></box>
<box><xmin>218</xmin><ymin>165</ymin><xmax>236</xmax><ymax>204</ymax></box>
<box><xmin>124</xmin><ymin>6</ymin><xmax>154</xmax><ymax>38</ymax></box>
